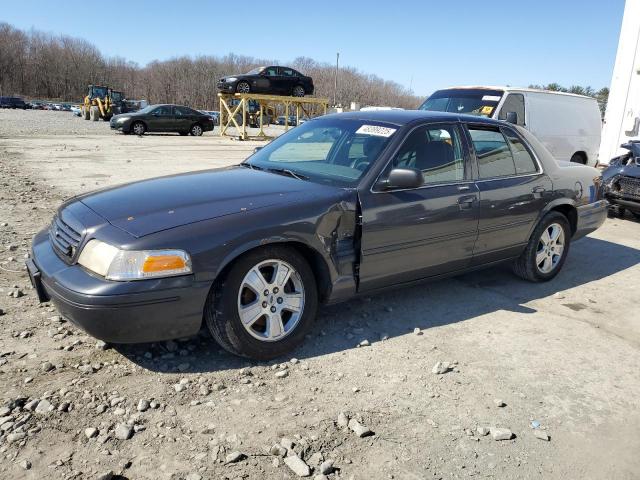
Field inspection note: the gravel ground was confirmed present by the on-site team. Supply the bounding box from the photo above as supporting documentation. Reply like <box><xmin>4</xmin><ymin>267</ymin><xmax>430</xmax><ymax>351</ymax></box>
<box><xmin>1</xmin><ymin>110</ymin><xmax>640</xmax><ymax>479</ymax></box>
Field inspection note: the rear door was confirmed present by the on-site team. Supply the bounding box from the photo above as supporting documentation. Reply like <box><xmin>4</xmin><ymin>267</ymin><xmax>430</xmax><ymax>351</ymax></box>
<box><xmin>358</xmin><ymin>122</ymin><xmax>480</xmax><ymax>290</ymax></box>
<box><xmin>465</xmin><ymin>123</ymin><xmax>552</xmax><ymax>265</ymax></box>
<box><xmin>174</xmin><ymin>106</ymin><xmax>194</xmax><ymax>132</ymax></box>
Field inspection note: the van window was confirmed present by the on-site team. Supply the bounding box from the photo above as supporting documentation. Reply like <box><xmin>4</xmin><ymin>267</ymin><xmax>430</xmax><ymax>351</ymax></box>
<box><xmin>502</xmin><ymin>128</ymin><xmax>538</xmax><ymax>174</ymax></box>
<box><xmin>468</xmin><ymin>127</ymin><xmax>516</xmax><ymax>178</ymax></box>
<box><xmin>498</xmin><ymin>93</ymin><xmax>525</xmax><ymax>125</ymax></box>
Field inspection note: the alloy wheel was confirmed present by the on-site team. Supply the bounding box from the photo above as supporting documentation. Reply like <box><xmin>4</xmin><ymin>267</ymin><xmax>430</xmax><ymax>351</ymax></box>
<box><xmin>237</xmin><ymin>259</ymin><xmax>305</xmax><ymax>342</ymax></box>
<box><xmin>191</xmin><ymin>125</ymin><xmax>203</xmax><ymax>136</ymax></box>
<box><xmin>237</xmin><ymin>82</ymin><xmax>250</xmax><ymax>94</ymax></box>
<box><xmin>133</xmin><ymin>123</ymin><xmax>145</xmax><ymax>135</ymax></box>
<box><xmin>536</xmin><ymin>222</ymin><xmax>565</xmax><ymax>274</ymax></box>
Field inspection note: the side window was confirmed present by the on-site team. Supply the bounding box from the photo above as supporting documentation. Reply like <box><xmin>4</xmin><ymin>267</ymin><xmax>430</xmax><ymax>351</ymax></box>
<box><xmin>281</xmin><ymin>68</ymin><xmax>295</xmax><ymax>77</ymax></box>
<box><xmin>503</xmin><ymin>128</ymin><xmax>539</xmax><ymax>174</ymax></box>
<box><xmin>265</xmin><ymin>67</ymin><xmax>278</xmax><ymax>76</ymax></box>
<box><xmin>468</xmin><ymin>127</ymin><xmax>516</xmax><ymax>178</ymax></box>
<box><xmin>498</xmin><ymin>93</ymin><xmax>525</xmax><ymax>125</ymax></box>
<box><xmin>152</xmin><ymin>106</ymin><xmax>172</xmax><ymax>116</ymax></box>
<box><xmin>392</xmin><ymin>124</ymin><xmax>465</xmax><ymax>184</ymax></box>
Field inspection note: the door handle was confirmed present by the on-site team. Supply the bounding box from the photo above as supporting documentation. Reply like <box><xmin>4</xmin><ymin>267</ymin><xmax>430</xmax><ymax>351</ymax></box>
<box><xmin>458</xmin><ymin>195</ymin><xmax>476</xmax><ymax>210</ymax></box>
<box><xmin>457</xmin><ymin>185</ymin><xmax>471</xmax><ymax>192</ymax></box>
<box><xmin>532</xmin><ymin>185</ymin><xmax>546</xmax><ymax>194</ymax></box>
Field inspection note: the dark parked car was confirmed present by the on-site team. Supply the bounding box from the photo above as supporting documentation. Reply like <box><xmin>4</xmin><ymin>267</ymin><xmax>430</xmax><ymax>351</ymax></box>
<box><xmin>217</xmin><ymin>66</ymin><xmax>314</xmax><ymax>97</ymax></box>
<box><xmin>110</xmin><ymin>104</ymin><xmax>214</xmax><ymax>136</ymax></box>
<box><xmin>0</xmin><ymin>96</ymin><xmax>27</xmax><ymax>109</ymax></box>
<box><xmin>602</xmin><ymin>140</ymin><xmax>640</xmax><ymax>219</ymax></box>
<box><xmin>277</xmin><ymin>115</ymin><xmax>298</xmax><ymax>126</ymax></box>
<box><xmin>27</xmin><ymin>111</ymin><xmax>607</xmax><ymax>360</ymax></box>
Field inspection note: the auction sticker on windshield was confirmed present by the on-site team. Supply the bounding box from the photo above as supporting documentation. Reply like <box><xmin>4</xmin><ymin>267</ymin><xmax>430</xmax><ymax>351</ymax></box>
<box><xmin>356</xmin><ymin>125</ymin><xmax>397</xmax><ymax>137</ymax></box>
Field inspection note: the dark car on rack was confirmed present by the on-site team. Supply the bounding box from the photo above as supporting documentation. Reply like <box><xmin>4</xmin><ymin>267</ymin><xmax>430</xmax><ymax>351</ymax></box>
<box><xmin>27</xmin><ymin>111</ymin><xmax>607</xmax><ymax>360</ymax></box>
<box><xmin>110</xmin><ymin>104</ymin><xmax>214</xmax><ymax>136</ymax></box>
<box><xmin>602</xmin><ymin>140</ymin><xmax>640</xmax><ymax>220</ymax></box>
<box><xmin>0</xmin><ymin>96</ymin><xmax>27</xmax><ymax>109</ymax></box>
<box><xmin>217</xmin><ymin>66</ymin><xmax>314</xmax><ymax>97</ymax></box>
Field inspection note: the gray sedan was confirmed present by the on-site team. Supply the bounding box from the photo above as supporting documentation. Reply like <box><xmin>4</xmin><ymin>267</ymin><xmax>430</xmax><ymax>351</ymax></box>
<box><xmin>27</xmin><ymin>111</ymin><xmax>607</xmax><ymax>359</ymax></box>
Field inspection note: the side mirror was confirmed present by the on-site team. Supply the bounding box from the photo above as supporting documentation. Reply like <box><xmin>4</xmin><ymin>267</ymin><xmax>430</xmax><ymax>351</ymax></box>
<box><xmin>380</xmin><ymin>168</ymin><xmax>423</xmax><ymax>190</ymax></box>
<box><xmin>505</xmin><ymin>111</ymin><xmax>518</xmax><ymax>124</ymax></box>
<box><xmin>253</xmin><ymin>146</ymin><xmax>263</xmax><ymax>154</ymax></box>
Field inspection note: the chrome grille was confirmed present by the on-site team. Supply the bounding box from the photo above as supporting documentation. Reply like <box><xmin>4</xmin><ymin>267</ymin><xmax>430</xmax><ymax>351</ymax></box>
<box><xmin>619</xmin><ymin>176</ymin><xmax>640</xmax><ymax>200</ymax></box>
<box><xmin>49</xmin><ymin>215</ymin><xmax>82</xmax><ymax>261</ymax></box>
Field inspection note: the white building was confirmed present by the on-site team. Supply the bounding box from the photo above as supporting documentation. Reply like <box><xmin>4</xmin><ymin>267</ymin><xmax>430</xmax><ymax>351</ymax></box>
<box><xmin>599</xmin><ymin>0</ymin><xmax>640</xmax><ymax>164</ymax></box>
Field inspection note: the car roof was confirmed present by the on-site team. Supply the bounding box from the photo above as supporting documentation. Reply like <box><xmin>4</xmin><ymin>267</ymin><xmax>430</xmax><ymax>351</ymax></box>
<box><xmin>320</xmin><ymin>110</ymin><xmax>502</xmax><ymax>126</ymax></box>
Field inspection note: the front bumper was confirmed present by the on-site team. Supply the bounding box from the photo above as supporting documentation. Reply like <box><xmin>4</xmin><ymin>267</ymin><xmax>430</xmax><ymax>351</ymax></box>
<box><xmin>574</xmin><ymin>199</ymin><xmax>608</xmax><ymax>240</ymax></box>
<box><xmin>217</xmin><ymin>82</ymin><xmax>236</xmax><ymax>93</ymax></box>
<box><xmin>27</xmin><ymin>230</ymin><xmax>210</xmax><ymax>343</ymax></box>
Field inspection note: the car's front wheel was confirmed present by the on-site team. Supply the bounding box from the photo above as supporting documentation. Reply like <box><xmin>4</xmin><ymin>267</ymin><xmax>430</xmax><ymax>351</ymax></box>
<box><xmin>292</xmin><ymin>85</ymin><xmax>305</xmax><ymax>97</ymax></box>
<box><xmin>236</xmin><ymin>81</ymin><xmax>251</xmax><ymax>94</ymax></box>
<box><xmin>205</xmin><ymin>246</ymin><xmax>318</xmax><ymax>360</ymax></box>
<box><xmin>131</xmin><ymin>121</ymin><xmax>146</xmax><ymax>136</ymax></box>
<box><xmin>513</xmin><ymin>211</ymin><xmax>571</xmax><ymax>282</ymax></box>
<box><xmin>190</xmin><ymin>123</ymin><xmax>203</xmax><ymax>136</ymax></box>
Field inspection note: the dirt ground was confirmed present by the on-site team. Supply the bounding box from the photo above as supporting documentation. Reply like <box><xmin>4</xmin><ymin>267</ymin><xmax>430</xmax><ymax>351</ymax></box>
<box><xmin>1</xmin><ymin>109</ymin><xmax>640</xmax><ymax>480</ymax></box>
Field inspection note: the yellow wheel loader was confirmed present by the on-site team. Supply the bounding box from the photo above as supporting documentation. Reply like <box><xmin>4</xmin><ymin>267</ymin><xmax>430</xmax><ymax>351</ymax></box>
<box><xmin>81</xmin><ymin>85</ymin><xmax>115</xmax><ymax>121</ymax></box>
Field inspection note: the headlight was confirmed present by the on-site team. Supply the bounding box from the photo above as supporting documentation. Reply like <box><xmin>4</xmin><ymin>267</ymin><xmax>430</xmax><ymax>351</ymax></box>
<box><xmin>226</xmin><ymin>77</ymin><xmax>237</xmax><ymax>82</ymax></box>
<box><xmin>116</xmin><ymin>116</ymin><xmax>129</xmax><ymax>123</ymax></box>
<box><xmin>77</xmin><ymin>240</ymin><xmax>192</xmax><ymax>281</ymax></box>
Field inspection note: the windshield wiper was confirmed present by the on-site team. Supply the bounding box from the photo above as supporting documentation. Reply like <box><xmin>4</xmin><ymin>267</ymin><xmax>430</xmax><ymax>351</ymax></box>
<box><xmin>266</xmin><ymin>167</ymin><xmax>309</xmax><ymax>181</ymax></box>
<box><xmin>240</xmin><ymin>162</ymin><xmax>263</xmax><ymax>171</ymax></box>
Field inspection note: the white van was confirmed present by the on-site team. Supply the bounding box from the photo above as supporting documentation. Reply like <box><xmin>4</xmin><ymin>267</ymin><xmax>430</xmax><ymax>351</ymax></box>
<box><xmin>419</xmin><ymin>86</ymin><xmax>602</xmax><ymax>166</ymax></box>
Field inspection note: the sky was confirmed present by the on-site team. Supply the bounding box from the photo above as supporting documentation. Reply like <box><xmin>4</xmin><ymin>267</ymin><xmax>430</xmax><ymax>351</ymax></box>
<box><xmin>1</xmin><ymin>0</ymin><xmax>626</xmax><ymax>97</ymax></box>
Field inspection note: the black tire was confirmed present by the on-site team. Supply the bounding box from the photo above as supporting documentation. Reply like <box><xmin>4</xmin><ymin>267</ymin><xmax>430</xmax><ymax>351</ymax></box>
<box><xmin>292</xmin><ymin>85</ymin><xmax>305</xmax><ymax>97</ymax></box>
<box><xmin>570</xmin><ymin>152</ymin><xmax>587</xmax><ymax>164</ymax></box>
<box><xmin>190</xmin><ymin>123</ymin><xmax>203</xmax><ymax>136</ymax></box>
<box><xmin>131</xmin><ymin>121</ymin><xmax>146</xmax><ymax>136</ymax></box>
<box><xmin>608</xmin><ymin>205</ymin><xmax>626</xmax><ymax>218</ymax></box>
<box><xmin>513</xmin><ymin>211</ymin><xmax>571</xmax><ymax>282</ymax></box>
<box><xmin>89</xmin><ymin>106</ymin><xmax>99</xmax><ymax>122</ymax></box>
<box><xmin>82</xmin><ymin>106</ymin><xmax>90</xmax><ymax>120</ymax></box>
<box><xmin>631</xmin><ymin>211</ymin><xmax>640</xmax><ymax>221</ymax></box>
<box><xmin>236</xmin><ymin>81</ymin><xmax>251</xmax><ymax>94</ymax></box>
<box><xmin>204</xmin><ymin>246</ymin><xmax>318</xmax><ymax>360</ymax></box>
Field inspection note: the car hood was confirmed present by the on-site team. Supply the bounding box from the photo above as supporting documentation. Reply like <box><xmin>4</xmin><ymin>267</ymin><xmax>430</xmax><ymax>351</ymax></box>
<box><xmin>77</xmin><ymin>166</ymin><xmax>341</xmax><ymax>237</ymax></box>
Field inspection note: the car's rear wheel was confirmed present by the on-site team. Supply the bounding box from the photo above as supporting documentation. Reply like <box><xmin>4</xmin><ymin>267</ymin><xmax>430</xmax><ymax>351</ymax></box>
<box><xmin>570</xmin><ymin>152</ymin><xmax>587</xmax><ymax>164</ymax></box>
<box><xmin>292</xmin><ymin>85</ymin><xmax>305</xmax><ymax>97</ymax></box>
<box><xmin>513</xmin><ymin>211</ymin><xmax>571</xmax><ymax>282</ymax></box>
<box><xmin>132</xmin><ymin>121</ymin><xmax>146</xmax><ymax>136</ymax></box>
<box><xmin>236</xmin><ymin>81</ymin><xmax>251</xmax><ymax>94</ymax></box>
<box><xmin>204</xmin><ymin>246</ymin><xmax>318</xmax><ymax>360</ymax></box>
<box><xmin>190</xmin><ymin>123</ymin><xmax>203</xmax><ymax>136</ymax></box>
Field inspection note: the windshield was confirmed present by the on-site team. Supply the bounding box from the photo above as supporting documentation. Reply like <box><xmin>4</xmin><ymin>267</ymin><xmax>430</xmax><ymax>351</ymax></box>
<box><xmin>246</xmin><ymin>67</ymin><xmax>264</xmax><ymax>75</ymax></box>
<box><xmin>91</xmin><ymin>86</ymin><xmax>109</xmax><ymax>98</ymax></box>
<box><xmin>419</xmin><ymin>89</ymin><xmax>504</xmax><ymax>117</ymax></box>
<box><xmin>136</xmin><ymin>105</ymin><xmax>156</xmax><ymax>114</ymax></box>
<box><xmin>245</xmin><ymin>118</ymin><xmax>399</xmax><ymax>187</ymax></box>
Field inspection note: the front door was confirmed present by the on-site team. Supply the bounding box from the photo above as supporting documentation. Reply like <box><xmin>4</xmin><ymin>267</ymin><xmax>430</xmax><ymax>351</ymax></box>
<box><xmin>358</xmin><ymin>122</ymin><xmax>480</xmax><ymax>291</ymax></box>
<box><xmin>465</xmin><ymin>124</ymin><xmax>553</xmax><ymax>264</ymax></box>
<box><xmin>148</xmin><ymin>105</ymin><xmax>174</xmax><ymax>132</ymax></box>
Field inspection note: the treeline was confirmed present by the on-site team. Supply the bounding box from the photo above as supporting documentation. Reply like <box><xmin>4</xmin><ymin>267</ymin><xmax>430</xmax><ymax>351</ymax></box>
<box><xmin>528</xmin><ymin>83</ymin><xmax>609</xmax><ymax>114</ymax></box>
<box><xmin>0</xmin><ymin>22</ymin><xmax>420</xmax><ymax>110</ymax></box>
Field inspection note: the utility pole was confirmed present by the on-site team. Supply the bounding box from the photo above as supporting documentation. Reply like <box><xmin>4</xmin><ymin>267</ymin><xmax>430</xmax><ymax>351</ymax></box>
<box><xmin>334</xmin><ymin>52</ymin><xmax>339</xmax><ymax>107</ymax></box>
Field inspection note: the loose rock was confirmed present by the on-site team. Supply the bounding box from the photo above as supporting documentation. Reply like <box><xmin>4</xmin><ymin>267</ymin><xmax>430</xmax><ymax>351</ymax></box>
<box><xmin>432</xmin><ymin>361</ymin><xmax>451</xmax><ymax>374</ymax></box>
<box><xmin>225</xmin><ymin>451</ymin><xmax>245</xmax><ymax>464</ymax></box>
<box><xmin>534</xmin><ymin>430</ymin><xmax>550</xmax><ymax>441</ymax></box>
<box><xmin>114</xmin><ymin>423</ymin><xmax>133</xmax><ymax>440</ymax></box>
<box><xmin>348</xmin><ymin>418</ymin><xmax>373</xmax><ymax>437</ymax></box>
<box><xmin>490</xmin><ymin>427</ymin><xmax>514</xmax><ymax>441</ymax></box>
<box><xmin>284</xmin><ymin>454</ymin><xmax>311</xmax><ymax>477</ymax></box>
<box><xmin>319</xmin><ymin>459</ymin><xmax>335</xmax><ymax>474</ymax></box>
